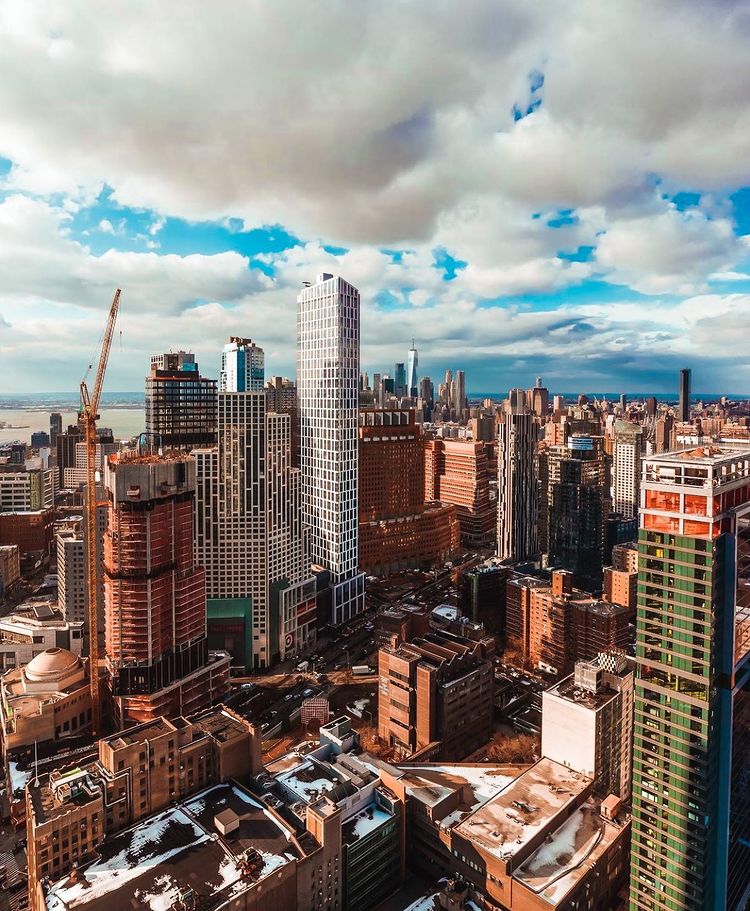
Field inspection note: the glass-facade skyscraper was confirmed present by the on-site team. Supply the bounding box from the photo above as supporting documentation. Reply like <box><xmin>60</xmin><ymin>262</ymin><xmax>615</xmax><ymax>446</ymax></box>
<box><xmin>407</xmin><ymin>341</ymin><xmax>418</xmax><ymax>398</ymax></box>
<box><xmin>145</xmin><ymin>351</ymin><xmax>217</xmax><ymax>449</ymax></box>
<box><xmin>629</xmin><ymin>446</ymin><xmax>750</xmax><ymax>911</ymax></box>
<box><xmin>297</xmin><ymin>273</ymin><xmax>365</xmax><ymax>625</ymax></box>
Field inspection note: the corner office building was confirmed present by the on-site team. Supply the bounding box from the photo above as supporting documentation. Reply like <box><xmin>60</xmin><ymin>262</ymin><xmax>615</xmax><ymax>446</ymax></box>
<box><xmin>298</xmin><ymin>273</ymin><xmax>365</xmax><ymax>625</ymax></box>
<box><xmin>629</xmin><ymin>446</ymin><xmax>750</xmax><ymax>911</ymax></box>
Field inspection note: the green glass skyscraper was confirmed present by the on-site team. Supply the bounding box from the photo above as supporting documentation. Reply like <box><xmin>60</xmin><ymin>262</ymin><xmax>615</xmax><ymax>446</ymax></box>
<box><xmin>630</xmin><ymin>446</ymin><xmax>750</xmax><ymax>911</ymax></box>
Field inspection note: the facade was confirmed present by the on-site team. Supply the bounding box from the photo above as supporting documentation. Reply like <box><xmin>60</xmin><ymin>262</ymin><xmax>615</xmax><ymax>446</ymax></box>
<box><xmin>103</xmin><ymin>454</ymin><xmax>230</xmax><ymax>725</ymax></box>
<box><xmin>358</xmin><ymin>409</ymin><xmax>459</xmax><ymax>576</ymax></box>
<box><xmin>424</xmin><ymin>438</ymin><xmax>496</xmax><ymax>547</ymax></box>
<box><xmin>460</xmin><ymin>563</ymin><xmax>509</xmax><ymax>637</ymax></box>
<box><xmin>542</xmin><ymin>651</ymin><xmax>634</xmax><ymax>799</ymax></box>
<box><xmin>0</xmin><ymin>543</ymin><xmax>20</xmax><ymax>597</ymax></box>
<box><xmin>297</xmin><ymin>274</ymin><xmax>365</xmax><ymax>625</ymax></box>
<box><xmin>266</xmin><ymin>375</ymin><xmax>299</xmax><ymax>466</ymax></box>
<box><xmin>546</xmin><ymin>436</ymin><xmax>607</xmax><ymax>588</ymax></box>
<box><xmin>496</xmin><ymin>408</ymin><xmax>538</xmax><ymax>562</ymax></box>
<box><xmin>55</xmin><ymin>425</ymin><xmax>83</xmax><ymax>488</ymax></box>
<box><xmin>629</xmin><ymin>445</ymin><xmax>750</xmax><ymax>911</ymax></box>
<box><xmin>1</xmin><ymin>646</ymin><xmax>92</xmax><ymax>751</ymax></box>
<box><xmin>195</xmin><ymin>339</ymin><xmax>310</xmax><ymax>669</ymax></box>
<box><xmin>144</xmin><ymin>350</ymin><xmax>217</xmax><ymax>449</ymax></box>
<box><xmin>613</xmin><ymin>420</ymin><xmax>644</xmax><ymax>520</ymax></box>
<box><xmin>25</xmin><ymin>708</ymin><xmax>261</xmax><ymax>904</ymax></box>
<box><xmin>56</xmin><ymin>527</ymin><xmax>86</xmax><ymax>626</ymax></box>
<box><xmin>0</xmin><ymin>508</ymin><xmax>54</xmax><ymax>554</ymax></box>
<box><xmin>62</xmin><ymin>440</ymin><xmax>119</xmax><ymax>488</ymax></box>
<box><xmin>377</xmin><ymin>629</ymin><xmax>493</xmax><ymax>760</ymax></box>
<box><xmin>0</xmin><ymin>466</ymin><xmax>56</xmax><ymax>511</ymax></box>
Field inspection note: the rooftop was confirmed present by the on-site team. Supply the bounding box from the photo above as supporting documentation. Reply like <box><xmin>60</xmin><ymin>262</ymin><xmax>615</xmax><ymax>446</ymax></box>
<box><xmin>648</xmin><ymin>445</ymin><xmax>750</xmax><ymax>466</ymax></box>
<box><xmin>397</xmin><ymin>763</ymin><xmax>529</xmax><ymax>828</ymax></box>
<box><xmin>454</xmin><ymin>758</ymin><xmax>592</xmax><ymax>864</ymax></box>
<box><xmin>513</xmin><ymin>798</ymin><xmax>629</xmax><ymax>904</ymax></box>
<box><xmin>546</xmin><ymin>675</ymin><xmax>621</xmax><ymax>711</ymax></box>
<box><xmin>45</xmin><ymin>783</ymin><xmax>302</xmax><ymax>911</ymax></box>
<box><xmin>341</xmin><ymin>801</ymin><xmax>395</xmax><ymax>846</ymax></box>
<box><xmin>103</xmin><ymin>716</ymin><xmax>175</xmax><ymax>749</ymax></box>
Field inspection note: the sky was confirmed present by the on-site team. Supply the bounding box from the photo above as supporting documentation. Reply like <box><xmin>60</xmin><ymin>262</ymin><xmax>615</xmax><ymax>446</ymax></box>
<box><xmin>1</xmin><ymin>1</ymin><xmax>750</xmax><ymax>395</ymax></box>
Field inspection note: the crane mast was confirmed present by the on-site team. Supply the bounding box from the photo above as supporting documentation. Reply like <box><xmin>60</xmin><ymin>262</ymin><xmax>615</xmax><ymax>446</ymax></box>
<box><xmin>80</xmin><ymin>288</ymin><xmax>121</xmax><ymax>736</ymax></box>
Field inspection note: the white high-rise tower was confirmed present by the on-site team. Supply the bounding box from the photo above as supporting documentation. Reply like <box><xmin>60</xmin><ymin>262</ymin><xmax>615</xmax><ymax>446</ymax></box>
<box><xmin>220</xmin><ymin>336</ymin><xmax>265</xmax><ymax>392</ymax></box>
<box><xmin>297</xmin><ymin>273</ymin><xmax>365</xmax><ymax>625</ymax></box>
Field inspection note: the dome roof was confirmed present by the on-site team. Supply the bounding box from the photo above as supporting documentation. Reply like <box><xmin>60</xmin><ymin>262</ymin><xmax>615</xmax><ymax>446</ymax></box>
<box><xmin>25</xmin><ymin>647</ymin><xmax>81</xmax><ymax>683</ymax></box>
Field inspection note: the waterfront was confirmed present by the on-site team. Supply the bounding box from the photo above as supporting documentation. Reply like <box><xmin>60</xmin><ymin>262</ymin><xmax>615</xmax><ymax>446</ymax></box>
<box><xmin>0</xmin><ymin>407</ymin><xmax>145</xmax><ymax>444</ymax></box>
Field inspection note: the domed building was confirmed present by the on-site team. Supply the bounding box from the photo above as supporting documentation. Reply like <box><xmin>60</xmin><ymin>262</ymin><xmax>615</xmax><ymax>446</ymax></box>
<box><xmin>1</xmin><ymin>646</ymin><xmax>92</xmax><ymax>751</ymax></box>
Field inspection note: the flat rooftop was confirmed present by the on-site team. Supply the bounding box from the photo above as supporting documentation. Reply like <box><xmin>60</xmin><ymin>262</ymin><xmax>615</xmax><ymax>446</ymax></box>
<box><xmin>513</xmin><ymin>798</ymin><xmax>629</xmax><ymax>904</ymax></box>
<box><xmin>45</xmin><ymin>783</ymin><xmax>302</xmax><ymax>911</ymax></box>
<box><xmin>277</xmin><ymin>756</ymin><xmax>336</xmax><ymax>799</ymax></box>
<box><xmin>397</xmin><ymin>763</ymin><xmax>530</xmax><ymax>830</ymax></box>
<box><xmin>454</xmin><ymin>758</ymin><xmax>592</xmax><ymax>864</ymax></box>
<box><xmin>30</xmin><ymin>766</ymin><xmax>102</xmax><ymax>825</ymax></box>
<box><xmin>548</xmin><ymin>675</ymin><xmax>621</xmax><ymax>711</ymax></box>
<box><xmin>104</xmin><ymin>716</ymin><xmax>175</xmax><ymax>748</ymax></box>
<box><xmin>192</xmin><ymin>707</ymin><xmax>249</xmax><ymax>743</ymax></box>
<box><xmin>342</xmin><ymin>801</ymin><xmax>395</xmax><ymax>846</ymax></box>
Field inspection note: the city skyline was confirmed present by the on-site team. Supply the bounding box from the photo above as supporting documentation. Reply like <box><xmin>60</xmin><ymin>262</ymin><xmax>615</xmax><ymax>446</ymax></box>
<box><xmin>1</xmin><ymin>4</ymin><xmax>750</xmax><ymax>394</ymax></box>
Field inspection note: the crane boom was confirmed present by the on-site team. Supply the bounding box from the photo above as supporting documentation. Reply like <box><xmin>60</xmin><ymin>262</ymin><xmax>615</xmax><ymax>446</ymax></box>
<box><xmin>81</xmin><ymin>288</ymin><xmax>121</xmax><ymax>737</ymax></box>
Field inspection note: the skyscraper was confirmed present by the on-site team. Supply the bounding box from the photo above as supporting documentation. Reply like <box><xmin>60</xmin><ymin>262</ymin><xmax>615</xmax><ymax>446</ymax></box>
<box><xmin>220</xmin><ymin>336</ymin><xmax>265</xmax><ymax>392</ymax></box>
<box><xmin>629</xmin><ymin>446</ymin><xmax>750</xmax><ymax>910</ymax></box>
<box><xmin>407</xmin><ymin>340</ymin><xmax>419</xmax><ymax>398</ymax></box>
<box><xmin>49</xmin><ymin>412</ymin><xmax>62</xmax><ymax>447</ymax></box>
<box><xmin>298</xmin><ymin>273</ymin><xmax>365</xmax><ymax>625</ymax></box>
<box><xmin>454</xmin><ymin>369</ymin><xmax>466</xmax><ymax>419</ymax></box>
<box><xmin>145</xmin><ymin>351</ymin><xmax>217</xmax><ymax>449</ymax></box>
<box><xmin>497</xmin><ymin>403</ymin><xmax>538</xmax><ymax>562</ymax></box>
<box><xmin>612</xmin><ymin>420</ymin><xmax>644</xmax><ymax>520</ymax></box>
<box><xmin>679</xmin><ymin>367</ymin><xmax>691</xmax><ymax>422</ymax></box>
<box><xmin>546</xmin><ymin>436</ymin><xmax>606</xmax><ymax>588</ymax></box>
<box><xmin>103</xmin><ymin>453</ymin><xmax>230</xmax><ymax>726</ymax></box>
<box><xmin>394</xmin><ymin>362</ymin><xmax>406</xmax><ymax>398</ymax></box>
<box><xmin>195</xmin><ymin>339</ymin><xmax>310</xmax><ymax>669</ymax></box>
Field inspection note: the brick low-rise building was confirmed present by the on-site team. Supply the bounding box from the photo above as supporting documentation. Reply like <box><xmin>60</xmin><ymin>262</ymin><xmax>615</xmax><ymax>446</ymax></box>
<box><xmin>378</xmin><ymin>628</ymin><xmax>493</xmax><ymax>760</ymax></box>
<box><xmin>26</xmin><ymin>708</ymin><xmax>261</xmax><ymax>901</ymax></box>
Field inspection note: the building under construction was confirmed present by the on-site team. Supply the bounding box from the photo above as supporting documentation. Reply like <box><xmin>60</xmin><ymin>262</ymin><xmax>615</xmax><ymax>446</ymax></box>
<box><xmin>103</xmin><ymin>452</ymin><xmax>229</xmax><ymax>726</ymax></box>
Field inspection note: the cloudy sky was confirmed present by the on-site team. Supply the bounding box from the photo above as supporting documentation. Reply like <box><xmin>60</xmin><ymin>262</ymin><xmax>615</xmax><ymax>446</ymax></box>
<box><xmin>1</xmin><ymin>1</ymin><xmax>750</xmax><ymax>396</ymax></box>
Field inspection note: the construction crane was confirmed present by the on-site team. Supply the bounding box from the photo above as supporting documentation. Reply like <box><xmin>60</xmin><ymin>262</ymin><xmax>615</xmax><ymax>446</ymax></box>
<box><xmin>80</xmin><ymin>288</ymin><xmax>121</xmax><ymax>736</ymax></box>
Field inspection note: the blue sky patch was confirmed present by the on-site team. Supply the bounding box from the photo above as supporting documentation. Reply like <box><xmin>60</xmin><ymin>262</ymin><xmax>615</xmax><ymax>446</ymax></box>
<box><xmin>433</xmin><ymin>246</ymin><xmax>467</xmax><ymax>280</ymax></box>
